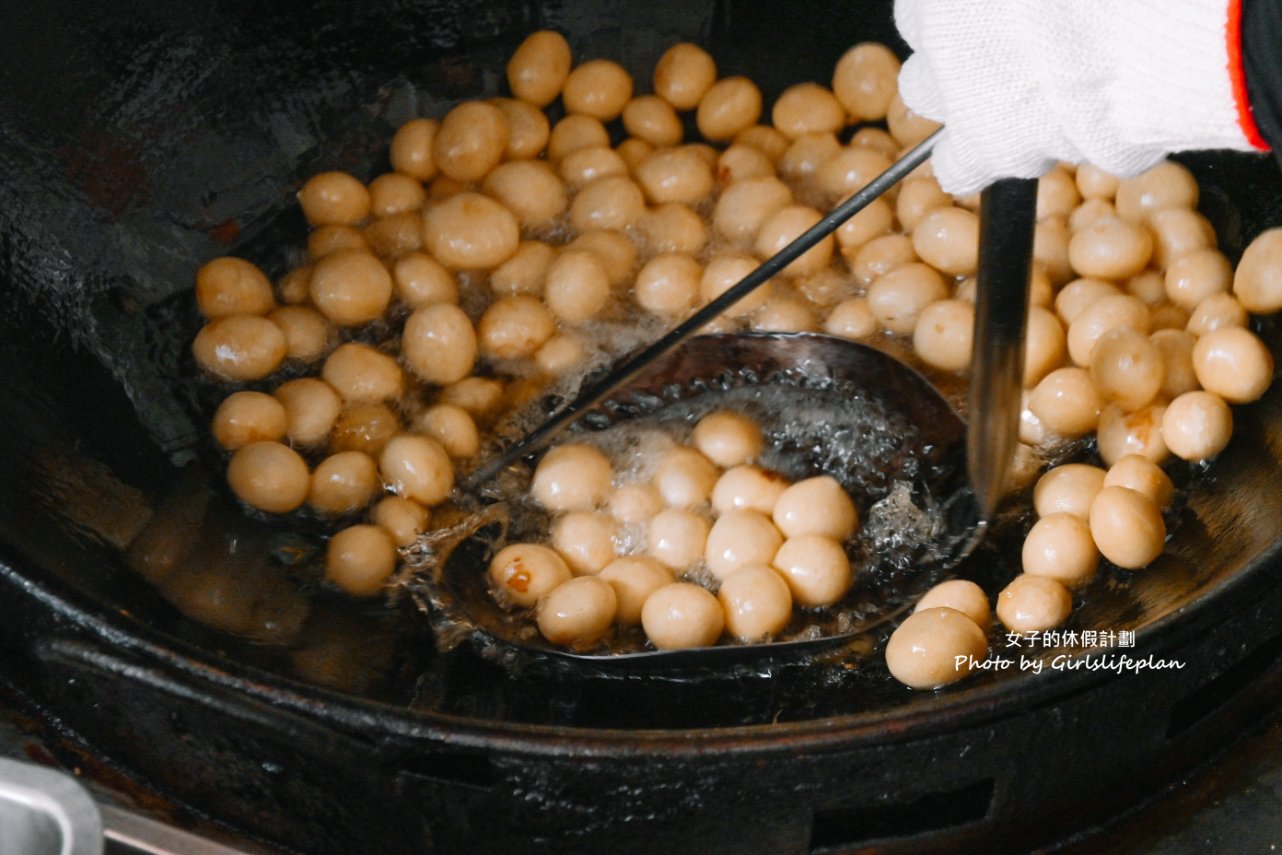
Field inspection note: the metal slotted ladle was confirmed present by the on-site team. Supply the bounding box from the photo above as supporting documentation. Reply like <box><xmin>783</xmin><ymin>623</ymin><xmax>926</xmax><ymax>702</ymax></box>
<box><xmin>411</xmin><ymin>130</ymin><xmax>1038</xmax><ymax>669</ymax></box>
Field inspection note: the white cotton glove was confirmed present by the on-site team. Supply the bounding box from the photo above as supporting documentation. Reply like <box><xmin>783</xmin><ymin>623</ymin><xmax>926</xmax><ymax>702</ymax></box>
<box><xmin>893</xmin><ymin>0</ymin><xmax>1268</xmax><ymax>195</ymax></box>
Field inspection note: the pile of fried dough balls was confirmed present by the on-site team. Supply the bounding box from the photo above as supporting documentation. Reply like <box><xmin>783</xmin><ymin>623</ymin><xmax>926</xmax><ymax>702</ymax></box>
<box><xmin>190</xmin><ymin>31</ymin><xmax>1280</xmax><ymax>679</ymax></box>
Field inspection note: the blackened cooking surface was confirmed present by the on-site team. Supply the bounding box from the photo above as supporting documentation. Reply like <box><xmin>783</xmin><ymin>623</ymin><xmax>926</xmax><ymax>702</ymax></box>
<box><xmin>3</xmin><ymin>0</ymin><xmax>1282</xmax><ymax>736</ymax></box>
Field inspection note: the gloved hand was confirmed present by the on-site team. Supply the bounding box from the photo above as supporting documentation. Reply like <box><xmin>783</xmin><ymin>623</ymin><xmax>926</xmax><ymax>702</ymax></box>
<box><xmin>893</xmin><ymin>0</ymin><xmax>1268</xmax><ymax>195</ymax></box>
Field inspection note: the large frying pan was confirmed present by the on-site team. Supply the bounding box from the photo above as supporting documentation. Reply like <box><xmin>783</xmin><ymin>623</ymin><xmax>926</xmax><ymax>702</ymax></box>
<box><xmin>5</xmin><ymin>1</ymin><xmax>1282</xmax><ymax>852</ymax></box>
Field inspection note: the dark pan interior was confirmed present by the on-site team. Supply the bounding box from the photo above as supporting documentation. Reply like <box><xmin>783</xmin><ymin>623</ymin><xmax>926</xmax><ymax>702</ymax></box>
<box><xmin>5</xmin><ymin>6</ymin><xmax>1282</xmax><ymax>851</ymax></box>
<box><xmin>4</xmin><ymin>0</ymin><xmax>1282</xmax><ymax>736</ymax></box>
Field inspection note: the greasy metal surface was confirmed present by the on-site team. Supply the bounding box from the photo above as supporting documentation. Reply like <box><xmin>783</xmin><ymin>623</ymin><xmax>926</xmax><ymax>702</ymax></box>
<box><xmin>0</xmin><ymin>758</ymin><xmax>102</xmax><ymax>855</ymax></box>
<box><xmin>4</xmin><ymin>0</ymin><xmax>1282</xmax><ymax>853</ymax></box>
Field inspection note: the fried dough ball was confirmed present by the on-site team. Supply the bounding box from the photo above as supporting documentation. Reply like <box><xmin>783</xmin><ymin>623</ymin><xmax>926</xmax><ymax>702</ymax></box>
<box><xmin>717</xmin><ymin>144</ymin><xmax>776</xmax><ymax>184</ymax></box>
<box><xmin>192</xmin><ymin>314</ymin><xmax>287</xmax><ymax>381</ymax></box>
<box><xmin>1096</xmin><ymin>403</ymin><xmax>1169</xmax><ymax>467</ymax></box>
<box><xmin>1186</xmin><ymin>293</ymin><xmax>1248</xmax><ymax>337</ymax></box>
<box><xmin>438</xmin><ymin>376</ymin><xmax>505</xmax><ymax>418</ymax></box>
<box><xmin>321</xmin><ymin>343</ymin><xmax>403</xmax><ymax>404</ymax></box>
<box><xmin>392</xmin><ymin>252</ymin><xmax>458</xmax><ymax>308</ymax></box>
<box><xmin>490</xmin><ymin>241</ymin><xmax>555</xmax><ymax>297</ymax></box>
<box><xmin>212</xmin><ymin>391</ymin><xmax>287</xmax><ymax>450</ymax></box>
<box><xmin>646</xmin><ymin>508</ymin><xmax>711</xmax><ymax>570</ymax></box>
<box><xmin>308</xmin><ymin>225</ymin><xmax>369</xmax><ymax>260</ymax></box>
<box><xmin>551</xmin><ymin>511</ymin><xmax>618</xmax><ymax>575</ymax></box>
<box><xmin>866</xmin><ymin>262</ymin><xmax>948</xmax><ymax>334</ymax></box>
<box><xmin>478</xmin><ymin>295</ymin><xmax>556</xmax><ymax>359</ymax></box>
<box><xmin>912</xmin><ymin>207</ymin><xmax>979</xmax><ymax>276</ymax></box>
<box><xmin>1075</xmin><ymin>164</ymin><xmax>1120</xmax><ymax>199</ymax></box>
<box><xmin>701</xmin><ymin>253</ymin><xmax>770</xmax><ymax>317</ymax></box>
<box><xmin>547</xmin><ymin>113</ymin><xmax>610</xmax><ymax>162</ymax></box>
<box><xmin>1068</xmin><ymin>217</ymin><xmax>1153</xmax><ymax>280</ymax></box>
<box><xmin>704</xmin><ymin>510</ymin><xmax>783</xmax><ymax>581</ymax></box>
<box><xmin>719</xmin><ymin>564</ymin><xmax>793</xmax><ymax>642</ymax></box>
<box><xmin>642</xmin><ymin>583</ymin><xmax>724</xmax><ymax>650</ymax></box>
<box><xmin>276</xmin><ymin>265</ymin><xmax>312</xmax><ymax>305</ymax></box>
<box><xmin>1150</xmin><ymin>207</ymin><xmax>1216</xmax><ymax>271</ymax></box>
<box><xmin>635</xmin><ymin>147</ymin><xmax>715</xmax><ymax>206</ymax></box>
<box><xmin>1089</xmin><ymin>486</ymin><xmax>1166</xmax><ymax>569</ymax></box>
<box><xmin>1022</xmin><ymin>512</ymin><xmax>1099</xmax><ymax>587</ymax></box>
<box><xmin>490</xmin><ymin>97</ymin><xmax>550</xmax><ymax>160</ymax></box>
<box><xmin>371</xmin><ymin>496</ymin><xmax>429</xmax><ymax>547</ymax></box>
<box><xmin>696</xmin><ymin>76</ymin><xmax>763</xmax><ymax>141</ymax></box>
<box><xmin>886</xmin><ymin>92</ymin><xmax>941</xmax><ymax>147</ymax></box>
<box><xmin>1192</xmin><ymin>326</ymin><xmax>1274</xmax><ymax>403</ymax></box>
<box><xmin>379</xmin><ymin>435</ymin><xmax>454</xmax><ymax>507</ymax></box>
<box><xmin>482</xmin><ymin>161</ymin><xmax>567</xmax><ymax>230</ymax></box>
<box><xmin>423</xmin><ymin>192</ymin><xmax>519</xmax><ymax>270</ymax></box>
<box><xmin>1034</xmin><ymin>217</ymin><xmax>1074</xmax><ymax>284</ymax></box>
<box><xmin>608</xmin><ymin>483</ymin><xmax>665</xmax><ymax>525</ymax></box>
<box><xmin>996</xmin><ymin>575</ymin><xmax>1072</xmax><ymax>633</ymax></box>
<box><xmin>1066</xmin><ymin>294</ymin><xmax>1150</xmax><ymax>366</ymax></box>
<box><xmin>1033</xmin><ymin>463</ymin><xmax>1106</xmax><ymax>519</ymax></box>
<box><xmin>824</xmin><ymin>297</ymin><xmax>878</xmax><ymax>340</ymax></box>
<box><xmin>1023</xmin><ymin>306</ymin><xmax>1068</xmax><ymax>387</ymax></box>
<box><xmin>896</xmin><ymin>177</ymin><xmax>952</xmax><ymax>231</ymax></box>
<box><xmin>569</xmin><ymin>176</ymin><xmax>647</xmax><ymax>233</ymax></box>
<box><xmin>835</xmin><ymin>196</ymin><xmax>894</xmax><ymax>251</ymax></box>
<box><xmin>1089</xmin><ymin>327</ymin><xmax>1163</xmax><ymax>412</ymax></box>
<box><xmin>914</xmin><ymin>580</ymin><xmax>990</xmax><ymax>629</ymax></box>
<box><xmin>1153</xmin><ymin>329</ymin><xmax>1201</xmax><ymax>399</ymax></box>
<box><xmin>1114</xmin><ymin>160</ymin><xmax>1198</xmax><ymax>223</ymax></box>
<box><xmin>227</xmin><ymin>441</ymin><xmax>310</xmax><ymax>514</ymax></box>
<box><xmin>567</xmin><ymin>230</ymin><xmax>638</xmax><ymax>288</ymax></box>
<box><xmin>1162</xmin><ymin>391</ymin><xmax>1234</xmax><ymax>462</ymax></box>
<box><xmin>620</xmin><ymin>95</ymin><xmax>683</xmax><ymax>147</ymax></box>
<box><xmin>635</xmin><ymin>253</ymin><xmax>702</xmax><ymax>317</ymax></box>
<box><xmin>652</xmin><ymin>43</ymin><xmax>717</xmax><ymax>110</ymax></box>
<box><xmin>416</xmin><ymin>404</ymin><xmax>480</xmax><ymax>459</ymax></box>
<box><xmin>559</xmin><ymin>145</ymin><xmax>627</xmax><ymax>188</ymax></box>
<box><xmin>754</xmin><ymin>205</ymin><xmax>832</xmax><ymax>278</ymax></box>
<box><xmin>712</xmin><ymin>176</ymin><xmax>793</xmax><ymax>243</ymax></box>
<box><xmin>267</xmin><ymin>306</ymin><xmax>331</xmax><ymax>363</ymax></box>
<box><xmin>1104</xmin><ymin>455</ymin><xmax>1175</xmax><ymax>510</ymax></box>
<box><xmin>693</xmin><ymin>411</ymin><xmax>763</xmax><ymax>468</ymax></box>
<box><xmin>832</xmin><ymin>42</ymin><xmax>900</xmax><ymax>121</ymax></box>
<box><xmin>533</xmin><ymin>444</ymin><xmax>613</xmax><ymax>512</ymax></box>
<box><xmin>1028</xmin><ymin>367</ymin><xmax>1103</xmax><ymax>439</ymax></box>
<box><xmin>886</xmin><ymin>607</ymin><xmax>988</xmax><ymax>689</ymax></box>
<box><xmin>913</xmin><ymin>299</ymin><xmax>974</xmax><ymax>372</ymax></box>
<box><xmin>711</xmin><ymin>465</ymin><xmax>790</xmax><ymax>517</ymax></box>
<box><xmin>506</xmin><ymin>30</ymin><xmax>572</xmax><ymax>107</ymax></box>
<box><xmin>402</xmin><ymin>303</ymin><xmax>477</xmax><ymax>385</ymax></box>
<box><xmin>1037</xmin><ymin>168</ymin><xmax>1082</xmax><ymax>221</ymax></box>
<box><xmin>778</xmin><ymin>133</ymin><xmax>842</xmax><ymax>184</ymax></box>
<box><xmin>535</xmin><ymin>335</ymin><xmax>585</xmax><ymax>375</ymax></box>
<box><xmin>325</xmin><ymin>525</ymin><xmax>398</xmax><ymax>597</ymax></box>
<box><xmin>1055</xmin><ymin>278</ymin><xmax>1120</xmax><ymax>325</ymax></box>
<box><xmin>309</xmin><ymin>249</ymin><xmax>393</xmax><ymax>326</ymax></box>
<box><xmin>771</xmin><ymin>83</ymin><xmax>844</xmax><ymax>139</ymax></box>
<box><xmin>298</xmin><ymin>171</ymin><xmax>370</xmax><ymax>227</ymax></box>
<box><xmin>654</xmin><ymin>447</ymin><xmax>719</xmax><ymax>508</ymax></box>
<box><xmin>772</xmin><ymin>476</ymin><xmax>858</xmax><ymax>540</ymax></box>
<box><xmin>1165</xmin><ymin>248</ymin><xmax>1232</xmax><ymax>309</ymax></box>
<box><xmin>196</xmin><ymin>257</ymin><xmax>275</xmax><ymax>319</ymax></box>
<box><xmin>432</xmin><ymin>101</ymin><xmax>508</xmax><ymax>183</ymax></box>
<box><xmin>308</xmin><ymin>451</ymin><xmax>380</xmax><ymax>516</ymax></box>
<box><xmin>599</xmin><ymin>557</ymin><xmax>673</xmax><ymax>625</ymax></box>
<box><xmin>489</xmin><ymin>543</ymin><xmax>572</xmax><ymax>609</ymax></box>
<box><xmin>537</xmin><ymin>576</ymin><xmax>617</xmax><ymax>649</ymax></box>
<box><xmin>389</xmin><ymin>118</ymin><xmax>439</xmax><ymax>181</ymax></box>
<box><xmin>544</xmin><ymin>250</ymin><xmax>610</xmax><ymax>324</ymax></box>
<box><xmin>563</xmin><ymin>58</ymin><xmax>632</xmax><ymax>121</ymax></box>
<box><xmin>1234</xmin><ymin>227</ymin><xmax>1282</xmax><ymax>313</ymax></box>
<box><xmin>852</xmin><ymin>232</ymin><xmax>918</xmax><ymax>287</ymax></box>
<box><xmin>637</xmin><ymin>203</ymin><xmax>709</xmax><ymax>255</ymax></box>
<box><xmin>766</xmin><ymin>533</ymin><xmax>850</xmax><ymax>609</ymax></box>
<box><xmin>330</xmin><ymin>403</ymin><xmax>400</xmax><ymax>456</ymax></box>
<box><xmin>274</xmin><ymin>378</ymin><xmax>342</xmax><ymax>449</ymax></box>
<box><xmin>367</xmin><ymin>172</ymin><xmax>426</xmax><ymax>218</ymax></box>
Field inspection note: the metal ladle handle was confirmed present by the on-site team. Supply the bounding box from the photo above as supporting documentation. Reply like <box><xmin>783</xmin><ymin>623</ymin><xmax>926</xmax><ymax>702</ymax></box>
<box><xmin>465</xmin><ymin>128</ymin><xmax>945</xmax><ymax>489</ymax></box>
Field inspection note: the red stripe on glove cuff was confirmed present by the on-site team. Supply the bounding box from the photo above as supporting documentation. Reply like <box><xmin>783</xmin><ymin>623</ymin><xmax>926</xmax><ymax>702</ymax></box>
<box><xmin>1228</xmin><ymin>0</ymin><xmax>1271</xmax><ymax>151</ymax></box>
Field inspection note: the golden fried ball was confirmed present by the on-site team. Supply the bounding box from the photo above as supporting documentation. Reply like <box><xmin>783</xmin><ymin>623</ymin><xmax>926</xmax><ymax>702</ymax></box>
<box><xmin>371</xmin><ymin>496</ymin><xmax>429</xmax><ymax>547</ymax></box>
<box><xmin>653</xmin><ymin>43</ymin><xmax>717</xmax><ymax>111</ymax></box>
<box><xmin>1104</xmin><ymin>455</ymin><xmax>1175</xmax><ymax>510</ymax></box>
<box><xmin>696</xmin><ymin>77</ymin><xmax>763</xmax><ymax>142</ymax></box>
<box><xmin>771</xmin><ymin>535</ymin><xmax>852</xmax><ymax>607</ymax></box>
<box><xmin>599</xmin><ymin>557</ymin><xmax>673</xmax><ymax>625</ymax></box>
<box><xmin>432</xmin><ymin>101</ymin><xmax>509</xmax><ymax>183</ymax></box>
<box><xmin>544</xmin><ymin>250</ymin><xmax>611</xmax><ymax>325</ymax></box>
<box><xmin>641</xmin><ymin>582</ymin><xmax>724</xmax><ymax>650</ymax></box>
<box><xmin>192</xmin><ymin>314</ymin><xmax>287</xmax><ymax>381</ymax></box>
<box><xmin>379</xmin><ymin>434</ymin><xmax>454</xmax><ymax>507</ymax></box>
<box><xmin>389</xmin><ymin>118</ymin><xmax>439</xmax><ymax>181</ymax></box>
<box><xmin>227</xmin><ymin>441</ymin><xmax>310</xmax><ymax>514</ymax></box>
<box><xmin>551</xmin><ymin>511</ymin><xmax>618</xmax><ymax>576</ymax></box>
<box><xmin>1234</xmin><ymin>227</ymin><xmax>1282</xmax><ymax>313</ymax></box>
<box><xmin>771</xmin><ymin>83</ymin><xmax>844</xmax><ymax>139</ymax></box>
<box><xmin>996</xmin><ymin>575</ymin><xmax>1072</xmax><ymax>633</ymax></box>
<box><xmin>489</xmin><ymin>543</ymin><xmax>572</xmax><ymax>609</ymax></box>
<box><xmin>478</xmin><ymin>295</ymin><xmax>556</xmax><ymax>359</ymax></box>
<box><xmin>1192</xmin><ymin>326</ymin><xmax>1274</xmax><ymax>403</ymax></box>
<box><xmin>537</xmin><ymin>576</ymin><xmax>617</xmax><ymax>649</ymax></box>
<box><xmin>1088</xmin><ymin>327</ymin><xmax>1163</xmax><ymax>412</ymax></box>
<box><xmin>392</xmin><ymin>252</ymin><xmax>459</xmax><ymax>307</ymax></box>
<box><xmin>196</xmin><ymin>257</ymin><xmax>275</xmax><ymax>319</ymax></box>
<box><xmin>912</xmin><ymin>207</ymin><xmax>979</xmax><ymax>276</ymax></box>
<box><xmin>321</xmin><ymin>342</ymin><xmax>403</xmax><ymax>404</ymax></box>
<box><xmin>308</xmin><ymin>451</ymin><xmax>380</xmax><ymax>516</ymax></box>
<box><xmin>832</xmin><ymin>42</ymin><xmax>900</xmax><ymax>121</ymax></box>
<box><xmin>885</xmin><ymin>607</ymin><xmax>988</xmax><ymax>689</ymax></box>
<box><xmin>506</xmin><ymin>30</ymin><xmax>572</xmax><ymax>107</ymax></box>
<box><xmin>308</xmin><ymin>249</ymin><xmax>393</xmax><ymax>326</ymax></box>
<box><xmin>1033</xmin><ymin>463</ymin><xmax>1106</xmax><ymax>519</ymax></box>
<box><xmin>654</xmin><ymin>447</ymin><xmax>719</xmax><ymax>508</ymax></box>
<box><xmin>913</xmin><ymin>298</ymin><xmax>974</xmax><ymax>372</ymax></box>
<box><xmin>719</xmin><ymin>564</ymin><xmax>794</xmax><ymax>642</ymax></box>
<box><xmin>330</xmin><ymin>403</ymin><xmax>400</xmax><ymax>456</ymax></box>
<box><xmin>298</xmin><ymin>171</ymin><xmax>370</xmax><ymax>227</ymax></box>
<box><xmin>267</xmin><ymin>306</ymin><xmax>331</xmax><ymax>363</ymax></box>
<box><xmin>325</xmin><ymin>525</ymin><xmax>398</xmax><ymax>597</ymax></box>
<box><xmin>772</xmin><ymin>476</ymin><xmax>858</xmax><ymax>540</ymax></box>
<box><xmin>754</xmin><ymin>205</ymin><xmax>832</xmax><ymax>278</ymax></box>
<box><xmin>562</xmin><ymin>58</ymin><xmax>633</xmax><ymax>121</ymax></box>
<box><xmin>212</xmin><ymin>391</ymin><xmax>287</xmax><ymax>450</ymax></box>
<box><xmin>693</xmin><ymin>410</ymin><xmax>763</xmax><ymax>468</ymax></box>
<box><xmin>914</xmin><ymin>579</ymin><xmax>990</xmax><ymax>629</ymax></box>
<box><xmin>704</xmin><ymin>509</ymin><xmax>783</xmax><ymax>581</ymax></box>
<box><xmin>635</xmin><ymin>253</ymin><xmax>702</xmax><ymax>317</ymax></box>
<box><xmin>423</xmin><ymin>192</ymin><xmax>520</xmax><ymax>270</ymax></box>
<box><xmin>1027</xmin><ymin>367</ymin><xmax>1103</xmax><ymax>438</ymax></box>
<box><xmin>712</xmin><ymin>176</ymin><xmax>793</xmax><ymax>244</ymax></box>
<box><xmin>1114</xmin><ymin>160</ymin><xmax>1198</xmax><ymax>223</ymax></box>
<box><xmin>866</xmin><ymin>262</ymin><xmax>948</xmax><ymax>334</ymax></box>
<box><xmin>482</xmin><ymin>161</ymin><xmax>568</xmax><ymax>230</ymax></box>
<box><xmin>274</xmin><ymin>378</ymin><xmax>342</xmax><ymax>449</ymax></box>
<box><xmin>646</xmin><ymin>508</ymin><xmax>711</xmax><ymax>570</ymax></box>
<box><xmin>402</xmin><ymin>303</ymin><xmax>477</xmax><ymax>385</ymax></box>
<box><xmin>1089</xmin><ymin>486</ymin><xmax>1166</xmax><ymax>569</ymax></box>
<box><xmin>1022</xmin><ymin>512</ymin><xmax>1099</xmax><ymax>587</ymax></box>
<box><xmin>490</xmin><ymin>97</ymin><xmax>550</xmax><ymax>160</ymax></box>
<box><xmin>533</xmin><ymin>444</ymin><xmax>614</xmax><ymax>512</ymax></box>
<box><xmin>416</xmin><ymin>404</ymin><xmax>480</xmax><ymax>459</ymax></box>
